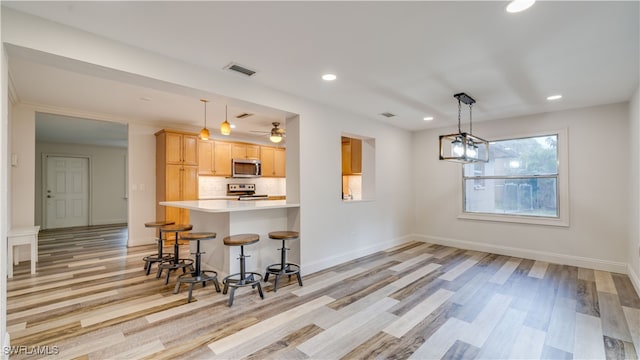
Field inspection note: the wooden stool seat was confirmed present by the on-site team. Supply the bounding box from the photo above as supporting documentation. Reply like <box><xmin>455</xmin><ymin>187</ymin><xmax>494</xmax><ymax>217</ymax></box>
<box><xmin>222</xmin><ymin>233</ymin><xmax>263</xmax><ymax>306</ymax></box>
<box><xmin>144</xmin><ymin>220</ymin><xmax>175</xmax><ymax>228</ymax></box>
<box><xmin>157</xmin><ymin>224</ymin><xmax>194</xmax><ymax>285</ymax></box>
<box><xmin>142</xmin><ymin>220</ymin><xmax>176</xmax><ymax>275</ymax></box>
<box><xmin>265</xmin><ymin>231</ymin><xmax>302</xmax><ymax>292</ymax></box>
<box><xmin>223</xmin><ymin>233</ymin><xmax>259</xmax><ymax>246</ymax></box>
<box><xmin>174</xmin><ymin>232</ymin><xmax>220</xmax><ymax>302</ymax></box>
<box><xmin>268</xmin><ymin>231</ymin><xmax>299</xmax><ymax>240</ymax></box>
<box><xmin>181</xmin><ymin>232</ymin><xmax>217</xmax><ymax>241</ymax></box>
<box><xmin>160</xmin><ymin>224</ymin><xmax>193</xmax><ymax>233</ymax></box>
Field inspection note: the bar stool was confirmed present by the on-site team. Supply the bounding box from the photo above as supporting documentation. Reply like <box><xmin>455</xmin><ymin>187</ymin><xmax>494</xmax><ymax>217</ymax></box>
<box><xmin>142</xmin><ymin>220</ymin><xmax>175</xmax><ymax>275</ymax></box>
<box><xmin>157</xmin><ymin>224</ymin><xmax>195</xmax><ymax>285</ymax></box>
<box><xmin>264</xmin><ymin>231</ymin><xmax>303</xmax><ymax>292</ymax></box>
<box><xmin>222</xmin><ymin>233</ymin><xmax>264</xmax><ymax>306</ymax></box>
<box><xmin>174</xmin><ymin>232</ymin><xmax>221</xmax><ymax>302</ymax></box>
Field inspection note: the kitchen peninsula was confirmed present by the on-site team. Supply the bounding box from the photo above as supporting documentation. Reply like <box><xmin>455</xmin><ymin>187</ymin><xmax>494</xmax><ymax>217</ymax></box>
<box><xmin>159</xmin><ymin>199</ymin><xmax>300</xmax><ymax>278</ymax></box>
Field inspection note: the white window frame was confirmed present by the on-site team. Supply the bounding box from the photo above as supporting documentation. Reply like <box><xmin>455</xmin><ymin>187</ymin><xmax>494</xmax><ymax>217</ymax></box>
<box><xmin>458</xmin><ymin>128</ymin><xmax>569</xmax><ymax>227</ymax></box>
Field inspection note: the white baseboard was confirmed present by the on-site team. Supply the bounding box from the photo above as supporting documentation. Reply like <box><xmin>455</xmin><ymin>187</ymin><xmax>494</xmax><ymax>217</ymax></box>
<box><xmin>303</xmin><ymin>235</ymin><xmax>413</xmax><ymax>275</ymax></box>
<box><xmin>628</xmin><ymin>264</ymin><xmax>640</xmax><ymax>298</ymax></box>
<box><xmin>91</xmin><ymin>219</ymin><xmax>127</xmax><ymax>226</ymax></box>
<box><xmin>414</xmin><ymin>234</ymin><xmax>628</xmax><ymax>274</ymax></box>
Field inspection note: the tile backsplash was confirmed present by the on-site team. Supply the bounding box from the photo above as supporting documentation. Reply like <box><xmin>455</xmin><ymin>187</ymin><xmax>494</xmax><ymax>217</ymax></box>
<box><xmin>199</xmin><ymin>176</ymin><xmax>286</xmax><ymax>198</ymax></box>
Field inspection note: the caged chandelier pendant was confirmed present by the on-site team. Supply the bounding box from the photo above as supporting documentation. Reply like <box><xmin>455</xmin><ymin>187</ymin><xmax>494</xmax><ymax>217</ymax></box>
<box><xmin>439</xmin><ymin>92</ymin><xmax>489</xmax><ymax>163</ymax></box>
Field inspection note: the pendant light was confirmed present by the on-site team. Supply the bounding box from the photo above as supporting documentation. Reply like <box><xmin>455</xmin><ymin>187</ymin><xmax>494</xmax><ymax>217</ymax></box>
<box><xmin>199</xmin><ymin>99</ymin><xmax>210</xmax><ymax>140</ymax></box>
<box><xmin>220</xmin><ymin>104</ymin><xmax>231</xmax><ymax>136</ymax></box>
<box><xmin>439</xmin><ymin>92</ymin><xmax>489</xmax><ymax>163</ymax></box>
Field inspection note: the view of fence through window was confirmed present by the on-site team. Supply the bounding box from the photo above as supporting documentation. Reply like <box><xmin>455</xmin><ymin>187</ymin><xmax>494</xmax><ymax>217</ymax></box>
<box><xmin>463</xmin><ymin>134</ymin><xmax>559</xmax><ymax>217</ymax></box>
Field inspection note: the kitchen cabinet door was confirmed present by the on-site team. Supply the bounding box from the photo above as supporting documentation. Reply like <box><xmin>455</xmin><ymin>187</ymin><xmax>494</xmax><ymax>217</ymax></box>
<box><xmin>165</xmin><ymin>132</ymin><xmax>184</xmax><ymax>164</ymax></box>
<box><xmin>163</xmin><ymin>131</ymin><xmax>198</xmax><ymax>166</ymax></box>
<box><xmin>182</xmin><ymin>134</ymin><xmax>198</xmax><ymax>165</ymax></box>
<box><xmin>260</xmin><ymin>146</ymin><xmax>286</xmax><ymax>177</ymax></box>
<box><xmin>198</xmin><ymin>139</ymin><xmax>214</xmax><ymax>175</ymax></box>
<box><xmin>274</xmin><ymin>148</ymin><xmax>286</xmax><ymax>177</ymax></box>
<box><xmin>246</xmin><ymin>144</ymin><xmax>260</xmax><ymax>159</ymax></box>
<box><xmin>232</xmin><ymin>143</ymin><xmax>260</xmax><ymax>160</ymax></box>
<box><xmin>213</xmin><ymin>141</ymin><xmax>232</xmax><ymax>176</ymax></box>
<box><xmin>342</xmin><ymin>137</ymin><xmax>362</xmax><ymax>174</ymax></box>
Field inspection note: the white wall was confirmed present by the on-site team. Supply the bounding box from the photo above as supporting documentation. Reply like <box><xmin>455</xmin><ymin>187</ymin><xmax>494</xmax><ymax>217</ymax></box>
<box><xmin>127</xmin><ymin>123</ymin><xmax>157</xmax><ymax>247</ymax></box>
<box><xmin>34</xmin><ymin>141</ymin><xmax>127</xmax><ymax>227</ymax></box>
<box><xmin>10</xmin><ymin>105</ymin><xmax>35</xmax><ymax>227</ymax></box>
<box><xmin>629</xmin><ymin>84</ymin><xmax>640</xmax><ymax>291</ymax></box>
<box><xmin>413</xmin><ymin>103</ymin><xmax>630</xmax><ymax>273</ymax></box>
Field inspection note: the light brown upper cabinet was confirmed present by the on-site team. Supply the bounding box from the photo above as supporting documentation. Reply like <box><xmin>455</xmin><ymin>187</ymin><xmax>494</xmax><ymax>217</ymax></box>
<box><xmin>342</xmin><ymin>136</ymin><xmax>362</xmax><ymax>174</ymax></box>
<box><xmin>197</xmin><ymin>139</ymin><xmax>214</xmax><ymax>175</ymax></box>
<box><xmin>232</xmin><ymin>143</ymin><xmax>260</xmax><ymax>160</ymax></box>
<box><xmin>213</xmin><ymin>141</ymin><xmax>232</xmax><ymax>177</ymax></box>
<box><xmin>261</xmin><ymin>146</ymin><xmax>286</xmax><ymax>177</ymax></box>
<box><xmin>161</xmin><ymin>130</ymin><xmax>198</xmax><ymax>166</ymax></box>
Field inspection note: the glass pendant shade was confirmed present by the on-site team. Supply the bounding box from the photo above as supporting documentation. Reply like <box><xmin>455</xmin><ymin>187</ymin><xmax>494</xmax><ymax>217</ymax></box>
<box><xmin>439</xmin><ymin>132</ymin><xmax>489</xmax><ymax>163</ymax></box>
<box><xmin>199</xmin><ymin>127</ymin><xmax>210</xmax><ymax>140</ymax></box>
<box><xmin>220</xmin><ymin>105</ymin><xmax>231</xmax><ymax>136</ymax></box>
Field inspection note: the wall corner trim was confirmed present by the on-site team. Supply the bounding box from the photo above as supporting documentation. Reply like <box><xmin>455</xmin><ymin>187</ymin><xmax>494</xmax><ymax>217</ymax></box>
<box><xmin>414</xmin><ymin>234</ymin><xmax>628</xmax><ymax>274</ymax></box>
<box><xmin>627</xmin><ymin>263</ymin><xmax>640</xmax><ymax>298</ymax></box>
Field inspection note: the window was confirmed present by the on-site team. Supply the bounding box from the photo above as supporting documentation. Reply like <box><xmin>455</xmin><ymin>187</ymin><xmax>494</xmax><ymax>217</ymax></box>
<box><xmin>461</xmin><ymin>131</ymin><xmax>568</xmax><ymax>226</ymax></box>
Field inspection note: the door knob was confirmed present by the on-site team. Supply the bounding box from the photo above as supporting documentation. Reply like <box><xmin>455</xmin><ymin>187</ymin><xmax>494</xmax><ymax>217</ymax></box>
<box><xmin>47</xmin><ymin>195</ymin><xmax>53</xmax><ymax>198</ymax></box>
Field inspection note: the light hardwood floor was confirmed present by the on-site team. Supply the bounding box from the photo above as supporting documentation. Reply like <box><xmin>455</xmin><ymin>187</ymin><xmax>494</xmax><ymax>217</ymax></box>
<box><xmin>6</xmin><ymin>224</ymin><xmax>640</xmax><ymax>359</ymax></box>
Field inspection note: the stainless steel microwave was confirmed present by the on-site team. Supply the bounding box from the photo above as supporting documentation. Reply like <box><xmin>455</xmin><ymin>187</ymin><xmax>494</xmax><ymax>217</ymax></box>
<box><xmin>232</xmin><ymin>159</ymin><xmax>261</xmax><ymax>178</ymax></box>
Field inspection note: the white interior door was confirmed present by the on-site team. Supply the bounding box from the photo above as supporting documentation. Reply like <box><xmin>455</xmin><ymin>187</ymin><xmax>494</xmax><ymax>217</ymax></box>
<box><xmin>45</xmin><ymin>156</ymin><xmax>89</xmax><ymax>229</ymax></box>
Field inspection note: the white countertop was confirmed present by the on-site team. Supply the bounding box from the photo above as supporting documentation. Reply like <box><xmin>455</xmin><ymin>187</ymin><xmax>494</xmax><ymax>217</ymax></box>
<box><xmin>160</xmin><ymin>199</ymin><xmax>299</xmax><ymax>213</ymax></box>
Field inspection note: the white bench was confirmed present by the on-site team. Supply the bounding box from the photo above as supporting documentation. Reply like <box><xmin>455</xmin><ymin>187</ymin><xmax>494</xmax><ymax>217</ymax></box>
<box><xmin>7</xmin><ymin>226</ymin><xmax>40</xmax><ymax>278</ymax></box>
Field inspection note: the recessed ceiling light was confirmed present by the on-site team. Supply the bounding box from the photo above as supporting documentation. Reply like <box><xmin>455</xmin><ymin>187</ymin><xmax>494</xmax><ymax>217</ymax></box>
<box><xmin>506</xmin><ymin>0</ymin><xmax>535</xmax><ymax>13</ymax></box>
<box><xmin>423</xmin><ymin>116</ymin><xmax>434</xmax><ymax>121</ymax></box>
<box><xmin>139</xmin><ymin>97</ymin><xmax>152</xmax><ymax>102</ymax></box>
<box><xmin>230</xmin><ymin>124</ymin><xmax>237</xmax><ymax>129</ymax></box>
<box><xmin>547</xmin><ymin>94</ymin><xmax>563</xmax><ymax>101</ymax></box>
<box><xmin>322</xmin><ymin>74</ymin><xmax>337</xmax><ymax>81</ymax></box>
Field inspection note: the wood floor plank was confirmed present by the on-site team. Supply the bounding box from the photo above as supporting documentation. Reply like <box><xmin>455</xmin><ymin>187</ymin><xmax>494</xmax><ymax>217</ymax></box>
<box><xmin>509</xmin><ymin>325</ymin><xmax>546</xmax><ymax>359</ymax></box>
<box><xmin>489</xmin><ymin>258</ymin><xmax>521</xmax><ymax>285</ymax></box>
<box><xmin>613</xmin><ymin>273</ymin><xmax>640</xmax><ymax>308</ymax></box>
<box><xmin>527</xmin><ymin>260</ymin><xmax>549</xmax><ymax>279</ymax></box>
<box><xmin>574</xmin><ymin>313</ymin><xmax>606</xmax><ymax>360</ymax></box>
<box><xmin>576</xmin><ymin>278</ymin><xmax>601</xmax><ymax>317</ymax></box>
<box><xmin>599</xmin><ymin>291</ymin><xmax>634</xmax><ymax>342</ymax></box>
<box><xmin>595</xmin><ymin>269</ymin><xmax>619</xmax><ymax>294</ymax></box>
<box><xmin>544</xmin><ymin>296</ymin><xmax>577</xmax><ymax>353</ymax></box>
<box><xmin>623</xmin><ymin>306</ymin><xmax>640</xmax><ymax>357</ymax></box>
<box><xmin>475</xmin><ymin>307</ymin><xmax>526</xmax><ymax>359</ymax></box>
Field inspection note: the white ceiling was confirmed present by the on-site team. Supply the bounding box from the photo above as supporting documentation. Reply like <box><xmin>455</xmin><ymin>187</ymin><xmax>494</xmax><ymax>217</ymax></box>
<box><xmin>3</xmin><ymin>1</ymin><xmax>639</xmax><ymax>144</ymax></box>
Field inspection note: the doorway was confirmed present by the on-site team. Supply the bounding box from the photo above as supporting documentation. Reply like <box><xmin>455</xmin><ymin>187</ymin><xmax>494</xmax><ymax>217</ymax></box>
<box><xmin>43</xmin><ymin>155</ymin><xmax>90</xmax><ymax>229</ymax></box>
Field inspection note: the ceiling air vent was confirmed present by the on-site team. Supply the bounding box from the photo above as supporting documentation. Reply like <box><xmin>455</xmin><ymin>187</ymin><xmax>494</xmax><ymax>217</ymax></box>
<box><xmin>224</xmin><ymin>62</ymin><xmax>257</xmax><ymax>77</ymax></box>
<box><xmin>236</xmin><ymin>113</ymin><xmax>254</xmax><ymax>119</ymax></box>
<box><xmin>380</xmin><ymin>112</ymin><xmax>396</xmax><ymax>118</ymax></box>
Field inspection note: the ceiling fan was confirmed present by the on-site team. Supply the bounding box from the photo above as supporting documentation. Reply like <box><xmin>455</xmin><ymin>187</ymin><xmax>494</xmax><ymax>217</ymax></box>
<box><xmin>251</xmin><ymin>122</ymin><xmax>286</xmax><ymax>143</ymax></box>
